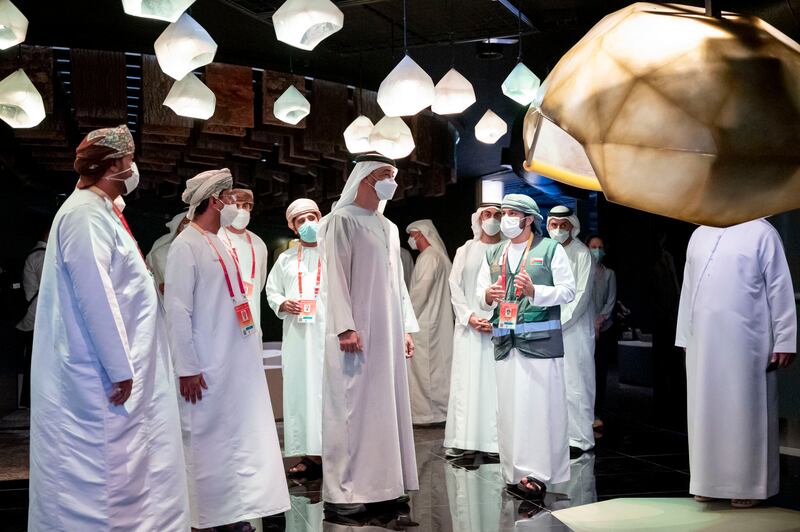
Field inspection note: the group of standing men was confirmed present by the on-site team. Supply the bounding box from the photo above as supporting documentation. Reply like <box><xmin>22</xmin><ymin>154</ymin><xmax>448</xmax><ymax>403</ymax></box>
<box><xmin>25</xmin><ymin>121</ymin><xmax>798</xmax><ymax>531</ymax></box>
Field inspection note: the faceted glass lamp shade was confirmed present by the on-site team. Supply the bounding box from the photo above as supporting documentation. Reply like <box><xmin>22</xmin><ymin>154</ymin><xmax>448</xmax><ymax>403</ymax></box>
<box><xmin>0</xmin><ymin>69</ymin><xmax>45</xmax><ymax>128</ymax></box>
<box><xmin>523</xmin><ymin>107</ymin><xmax>601</xmax><ymax>191</ymax></box>
<box><xmin>475</xmin><ymin>110</ymin><xmax>507</xmax><ymax>144</ymax></box>
<box><xmin>431</xmin><ymin>68</ymin><xmax>476</xmax><ymax>115</ymax></box>
<box><xmin>377</xmin><ymin>55</ymin><xmax>435</xmax><ymax>117</ymax></box>
<box><xmin>272</xmin><ymin>0</ymin><xmax>344</xmax><ymax>51</ymax></box>
<box><xmin>0</xmin><ymin>0</ymin><xmax>28</xmax><ymax>50</ymax></box>
<box><xmin>369</xmin><ymin>116</ymin><xmax>415</xmax><ymax>159</ymax></box>
<box><xmin>163</xmin><ymin>73</ymin><xmax>216</xmax><ymax>120</ymax></box>
<box><xmin>121</xmin><ymin>0</ymin><xmax>196</xmax><ymax>22</ymax></box>
<box><xmin>154</xmin><ymin>13</ymin><xmax>217</xmax><ymax>80</ymax></box>
<box><xmin>502</xmin><ymin>62</ymin><xmax>540</xmax><ymax>105</ymax></box>
<box><xmin>532</xmin><ymin>1</ymin><xmax>800</xmax><ymax>227</ymax></box>
<box><xmin>274</xmin><ymin>85</ymin><xmax>310</xmax><ymax>125</ymax></box>
<box><xmin>343</xmin><ymin>115</ymin><xmax>374</xmax><ymax>154</ymax></box>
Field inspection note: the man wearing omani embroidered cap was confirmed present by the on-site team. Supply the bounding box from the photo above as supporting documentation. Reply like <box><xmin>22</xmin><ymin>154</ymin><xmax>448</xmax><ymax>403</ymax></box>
<box><xmin>319</xmin><ymin>153</ymin><xmax>420</xmax><ymax>515</ymax></box>
<box><xmin>547</xmin><ymin>205</ymin><xmax>596</xmax><ymax>455</ymax></box>
<box><xmin>28</xmin><ymin>125</ymin><xmax>190</xmax><ymax>531</ymax></box>
<box><xmin>444</xmin><ymin>203</ymin><xmax>502</xmax><ymax>458</ymax></box>
<box><xmin>477</xmin><ymin>194</ymin><xmax>576</xmax><ymax>499</ymax></box>
<box><xmin>266</xmin><ymin>198</ymin><xmax>325</xmax><ymax>479</ymax></box>
<box><xmin>218</xmin><ymin>188</ymin><xmax>269</xmax><ymax>330</ymax></box>
<box><xmin>406</xmin><ymin>219</ymin><xmax>454</xmax><ymax>425</ymax></box>
<box><xmin>164</xmin><ymin>169</ymin><xmax>289</xmax><ymax>529</ymax></box>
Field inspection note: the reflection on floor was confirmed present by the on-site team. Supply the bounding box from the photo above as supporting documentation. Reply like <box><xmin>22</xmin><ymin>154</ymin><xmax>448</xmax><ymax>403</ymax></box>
<box><xmin>1</xmin><ymin>402</ymin><xmax>799</xmax><ymax>530</ymax></box>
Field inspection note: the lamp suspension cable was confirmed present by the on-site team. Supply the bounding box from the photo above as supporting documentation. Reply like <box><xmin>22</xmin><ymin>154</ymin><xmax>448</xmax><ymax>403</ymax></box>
<box><xmin>517</xmin><ymin>1</ymin><xmax>523</xmax><ymax>62</ymax></box>
<box><xmin>403</xmin><ymin>0</ymin><xmax>408</xmax><ymax>54</ymax></box>
<box><xmin>705</xmin><ymin>0</ymin><xmax>721</xmax><ymax>18</ymax></box>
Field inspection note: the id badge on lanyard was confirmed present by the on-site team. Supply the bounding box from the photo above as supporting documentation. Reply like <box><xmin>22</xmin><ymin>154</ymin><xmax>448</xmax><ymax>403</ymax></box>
<box><xmin>297</xmin><ymin>246</ymin><xmax>321</xmax><ymax>324</ymax></box>
<box><xmin>223</xmin><ymin>229</ymin><xmax>256</xmax><ymax>298</ymax></box>
<box><xmin>200</xmin><ymin>226</ymin><xmax>255</xmax><ymax>337</ymax></box>
<box><xmin>498</xmin><ymin>237</ymin><xmax>533</xmax><ymax>330</ymax></box>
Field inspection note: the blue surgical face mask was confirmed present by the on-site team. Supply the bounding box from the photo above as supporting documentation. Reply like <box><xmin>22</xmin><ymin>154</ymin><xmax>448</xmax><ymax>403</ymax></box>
<box><xmin>298</xmin><ymin>220</ymin><xmax>319</xmax><ymax>243</ymax></box>
<box><xmin>590</xmin><ymin>248</ymin><xmax>606</xmax><ymax>262</ymax></box>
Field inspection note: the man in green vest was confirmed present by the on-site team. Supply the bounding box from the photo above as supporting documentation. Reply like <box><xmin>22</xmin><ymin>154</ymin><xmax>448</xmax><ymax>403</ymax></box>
<box><xmin>477</xmin><ymin>193</ymin><xmax>576</xmax><ymax>499</ymax></box>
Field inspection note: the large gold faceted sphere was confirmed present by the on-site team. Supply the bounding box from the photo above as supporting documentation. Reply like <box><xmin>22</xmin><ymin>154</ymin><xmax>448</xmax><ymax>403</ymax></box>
<box><xmin>524</xmin><ymin>2</ymin><xmax>800</xmax><ymax>227</ymax></box>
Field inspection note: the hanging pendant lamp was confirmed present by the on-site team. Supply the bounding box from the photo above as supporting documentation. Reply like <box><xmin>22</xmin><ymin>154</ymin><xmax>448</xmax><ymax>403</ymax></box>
<box><xmin>121</xmin><ymin>0</ymin><xmax>196</xmax><ymax>22</ymax></box>
<box><xmin>376</xmin><ymin>0</ymin><xmax>434</xmax><ymax>117</ymax></box>
<box><xmin>502</xmin><ymin>62</ymin><xmax>540</xmax><ymax>105</ymax></box>
<box><xmin>0</xmin><ymin>0</ymin><xmax>27</xmax><ymax>50</ymax></box>
<box><xmin>432</xmin><ymin>68</ymin><xmax>475</xmax><ymax>115</ymax></box>
<box><xmin>343</xmin><ymin>115</ymin><xmax>374</xmax><ymax>154</ymax></box>
<box><xmin>272</xmin><ymin>0</ymin><xmax>344</xmax><ymax>51</ymax></box>
<box><xmin>501</xmin><ymin>3</ymin><xmax>539</xmax><ymax>106</ymax></box>
<box><xmin>154</xmin><ymin>13</ymin><xmax>217</xmax><ymax>80</ymax></box>
<box><xmin>377</xmin><ymin>55</ymin><xmax>434</xmax><ymax>117</ymax></box>
<box><xmin>274</xmin><ymin>85</ymin><xmax>310</xmax><ymax>125</ymax></box>
<box><xmin>475</xmin><ymin>110</ymin><xmax>507</xmax><ymax>144</ymax></box>
<box><xmin>369</xmin><ymin>116</ymin><xmax>414</xmax><ymax>159</ymax></box>
<box><xmin>163</xmin><ymin>73</ymin><xmax>216</xmax><ymax>120</ymax></box>
<box><xmin>0</xmin><ymin>69</ymin><xmax>45</xmax><ymax>128</ymax></box>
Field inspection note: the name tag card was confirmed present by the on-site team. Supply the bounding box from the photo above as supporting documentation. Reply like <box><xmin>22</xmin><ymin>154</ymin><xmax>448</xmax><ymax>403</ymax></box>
<box><xmin>235</xmin><ymin>301</ymin><xmax>256</xmax><ymax>337</ymax></box>
<box><xmin>297</xmin><ymin>299</ymin><xmax>317</xmax><ymax>323</ymax></box>
<box><xmin>498</xmin><ymin>301</ymin><xmax>519</xmax><ymax>330</ymax></box>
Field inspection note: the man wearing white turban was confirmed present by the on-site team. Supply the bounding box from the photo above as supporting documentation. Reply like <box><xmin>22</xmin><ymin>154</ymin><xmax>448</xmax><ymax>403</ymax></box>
<box><xmin>444</xmin><ymin>203</ymin><xmax>502</xmax><ymax>458</ymax></box>
<box><xmin>319</xmin><ymin>153</ymin><xmax>420</xmax><ymax>515</ymax></box>
<box><xmin>547</xmin><ymin>205</ymin><xmax>596</xmax><ymax>454</ymax></box>
<box><xmin>406</xmin><ymin>219</ymin><xmax>454</xmax><ymax>425</ymax></box>
<box><xmin>164</xmin><ymin>169</ymin><xmax>290</xmax><ymax>529</ymax></box>
<box><xmin>146</xmin><ymin>211</ymin><xmax>189</xmax><ymax>304</ymax></box>
<box><xmin>266</xmin><ymin>198</ymin><xmax>325</xmax><ymax>478</ymax></box>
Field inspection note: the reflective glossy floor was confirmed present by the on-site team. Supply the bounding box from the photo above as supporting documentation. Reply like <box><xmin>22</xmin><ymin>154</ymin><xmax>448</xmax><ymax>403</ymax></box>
<box><xmin>2</xmin><ymin>375</ymin><xmax>799</xmax><ymax>531</ymax></box>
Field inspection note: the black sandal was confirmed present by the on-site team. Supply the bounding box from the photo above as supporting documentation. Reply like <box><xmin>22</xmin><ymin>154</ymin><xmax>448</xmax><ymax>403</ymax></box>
<box><xmin>215</xmin><ymin>521</ymin><xmax>257</xmax><ymax>532</ymax></box>
<box><xmin>287</xmin><ymin>457</ymin><xmax>323</xmax><ymax>479</ymax></box>
<box><xmin>517</xmin><ymin>476</ymin><xmax>547</xmax><ymax>499</ymax></box>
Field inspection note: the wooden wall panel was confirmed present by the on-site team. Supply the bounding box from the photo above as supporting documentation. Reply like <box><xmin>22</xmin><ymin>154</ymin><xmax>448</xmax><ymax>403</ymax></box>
<box><xmin>204</xmin><ymin>63</ymin><xmax>254</xmax><ymax>133</ymax></box>
<box><xmin>71</xmin><ymin>49</ymin><xmax>127</xmax><ymax>128</ymax></box>
<box><xmin>142</xmin><ymin>54</ymin><xmax>193</xmax><ymax>129</ymax></box>
<box><xmin>305</xmin><ymin>79</ymin><xmax>348</xmax><ymax>155</ymax></box>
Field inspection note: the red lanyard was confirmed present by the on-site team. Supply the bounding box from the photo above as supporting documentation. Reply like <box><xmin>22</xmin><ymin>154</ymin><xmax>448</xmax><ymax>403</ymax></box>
<box><xmin>223</xmin><ymin>229</ymin><xmax>256</xmax><ymax>282</ymax></box>
<box><xmin>500</xmin><ymin>235</ymin><xmax>534</xmax><ymax>298</ymax></box>
<box><xmin>111</xmin><ymin>203</ymin><xmax>146</xmax><ymax>261</ymax></box>
<box><xmin>297</xmin><ymin>245</ymin><xmax>321</xmax><ymax>300</ymax></box>
<box><xmin>195</xmin><ymin>224</ymin><xmax>246</xmax><ymax>300</ymax></box>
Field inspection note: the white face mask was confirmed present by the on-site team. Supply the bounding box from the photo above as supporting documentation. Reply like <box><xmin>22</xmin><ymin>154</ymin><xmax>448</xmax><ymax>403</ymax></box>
<box><xmin>500</xmin><ymin>215</ymin><xmax>524</xmax><ymax>239</ymax></box>
<box><xmin>408</xmin><ymin>236</ymin><xmax>418</xmax><ymax>250</ymax></box>
<box><xmin>230</xmin><ymin>208</ymin><xmax>250</xmax><ymax>230</ymax></box>
<box><xmin>218</xmin><ymin>202</ymin><xmax>239</xmax><ymax>227</ymax></box>
<box><xmin>549</xmin><ymin>227</ymin><xmax>569</xmax><ymax>244</ymax></box>
<box><xmin>482</xmin><ymin>218</ymin><xmax>501</xmax><ymax>236</ymax></box>
<box><xmin>105</xmin><ymin>162</ymin><xmax>140</xmax><ymax>196</ymax></box>
<box><xmin>373</xmin><ymin>178</ymin><xmax>398</xmax><ymax>201</ymax></box>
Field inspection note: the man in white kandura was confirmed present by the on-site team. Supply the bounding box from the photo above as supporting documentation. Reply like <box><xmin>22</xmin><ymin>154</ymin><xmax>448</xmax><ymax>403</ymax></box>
<box><xmin>319</xmin><ymin>153</ymin><xmax>420</xmax><ymax>516</ymax></box>
<box><xmin>164</xmin><ymin>169</ymin><xmax>290</xmax><ymax>530</ymax></box>
<box><xmin>547</xmin><ymin>205</ymin><xmax>596</xmax><ymax>455</ymax></box>
<box><xmin>146</xmin><ymin>211</ymin><xmax>188</xmax><ymax>304</ymax></box>
<box><xmin>29</xmin><ymin>125</ymin><xmax>189</xmax><ymax>531</ymax></box>
<box><xmin>218</xmin><ymin>188</ymin><xmax>268</xmax><ymax>329</ymax></box>
<box><xmin>676</xmin><ymin>219</ymin><xmax>796</xmax><ymax>509</ymax></box>
<box><xmin>406</xmin><ymin>219</ymin><xmax>454</xmax><ymax>425</ymax></box>
<box><xmin>477</xmin><ymin>194</ymin><xmax>575</xmax><ymax>499</ymax></box>
<box><xmin>266</xmin><ymin>198</ymin><xmax>325</xmax><ymax>479</ymax></box>
<box><xmin>444</xmin><ymin>203</ymin><xmax>502</xmax><ymax>458</ymax></box>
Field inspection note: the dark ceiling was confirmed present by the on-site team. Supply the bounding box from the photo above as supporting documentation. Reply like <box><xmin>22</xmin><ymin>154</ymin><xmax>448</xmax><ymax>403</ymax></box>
<box><xmin>5</xmin><ymin>0</ymin><xmax>800</xmax><ymax>183</ymax></box>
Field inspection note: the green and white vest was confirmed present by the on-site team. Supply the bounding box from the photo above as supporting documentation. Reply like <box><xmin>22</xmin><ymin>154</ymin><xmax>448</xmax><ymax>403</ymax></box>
<box><xmin>486</xmin><ymin>236</ymin><xmax>564</xmax><ymax>360</ymax></box>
